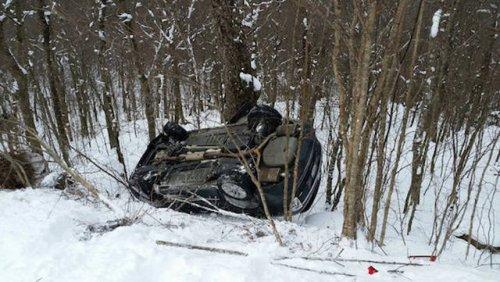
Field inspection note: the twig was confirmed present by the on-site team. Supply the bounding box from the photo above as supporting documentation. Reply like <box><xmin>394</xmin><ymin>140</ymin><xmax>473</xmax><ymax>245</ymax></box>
<box><xmin>156</xmin><ymin>240</ymin><xmax>249</xmax><ymax>256</ymax></box>
<box><xmin>68</xmin><ymin>144</ymin><xmax>129</xmax><ymax>187</ymax></box>
<box><xmin>271</xmin><ymin>262</ymin><xmax>355</xmax><ymax>277</ymax></box>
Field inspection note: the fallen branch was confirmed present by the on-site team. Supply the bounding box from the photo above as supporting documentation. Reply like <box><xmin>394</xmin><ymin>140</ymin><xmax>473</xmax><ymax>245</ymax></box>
<box><xmin>456</xmin><ymin>234</ymin><xmax>500</xmax><ymax>254</ymax></box>
<box><xmin>156</xmin><ymin>240</ymin><xmax>249</xmax><ymax>256</ymax></box>
<box><xmin>156</xmin><ymin>239</ymin><xmax>425</xmax><ymax>268</ymax></box>
<box><xmin>87</xmin><ymin>218</ymin><xmax>135</xmax><ymax>234</ymax></box>
<box><xmin>277</xmin><ymin>256</ymin><xmax>424</xmax><ymax>266</ymax></box>
<box><xmin>271</xmin><ymin>262</ymin><xmax>355</xmax><ymax>277</ymax></box>
<box><xmin>25</xmin><ymin>128</ymin><xmax>119</xmax><ymax>213</ymax></box>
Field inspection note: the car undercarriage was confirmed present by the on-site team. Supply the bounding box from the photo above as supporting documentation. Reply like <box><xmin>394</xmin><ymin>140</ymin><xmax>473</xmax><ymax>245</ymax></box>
<box><xmin>127</xmin><ymin>105</ymin><xmax>322</xmax><ymax>216</ymax></box>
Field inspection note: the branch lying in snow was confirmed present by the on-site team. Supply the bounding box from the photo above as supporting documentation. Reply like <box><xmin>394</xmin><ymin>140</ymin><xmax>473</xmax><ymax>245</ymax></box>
<box><xmin>156</xmin><ymin>240</ymin><xmax>356</xmax><ymax>277</ymax></box>
<box><xmin>87</xmin><ymin>218</ymin><xmax>134</xmax><ymax>234</ymax></box>
<box><xmin>276</xmin><ymin>256</ymin><xmax>425</xmax><ymax>266</ymax></box>
<box><xmin>156</xmin><ymin>239</ymin><xmax>425</xmax><ymax>267</ymax></box>
<box><xmin>271</xmin><ymin>262</ymin><xmax>355</xmax><ymax>277</ymax></box>
<box><xmin>156</xmin><ymin>239</ymin><xmax>433</xmax><ymax>278</ymax></box>
<box><xmin>456</xmin><ymin>234</ymin><xmax>500</xmax><ymax>254</ymax></box>
<box><xmin>156</xmin><ymin>240</ymin><xmax>249</xmax><ymax>256</ymax></box>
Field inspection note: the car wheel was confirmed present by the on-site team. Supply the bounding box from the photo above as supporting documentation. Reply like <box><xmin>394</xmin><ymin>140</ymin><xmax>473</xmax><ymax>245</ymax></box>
<box><xmin>247</xmin><ymin>105</ymin><xmax>282</xmax><ymax>138</ymax></box>
<box><xmin>163</xmin><ymin>122</ymin><xmax>188</xmax><ymax>141</ymax></box>
<box><xmin>217</xmin><ymin>171</ymin><xmax>260</xmax><ymax>211</ymax></box>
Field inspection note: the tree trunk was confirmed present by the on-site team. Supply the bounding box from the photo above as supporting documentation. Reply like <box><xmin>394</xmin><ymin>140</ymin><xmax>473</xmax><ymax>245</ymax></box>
<box><xmin>0</xmin><ymin>4</ymin><xmax>43</xmax><ymax>155</ymax></box>
<box><xmin>121</xmin><ymin>1</ymin><xmax>156</xmax><ymax>140</ymax></box>
<box><xmin>211</xmin><ymin>0</ymin><xmax>259</xmax><ymax>122</ymax></box>
<box><xmin>38</xmin><ymin>0</ymin><xmax>71</xmax><ymax>165</ymax></box>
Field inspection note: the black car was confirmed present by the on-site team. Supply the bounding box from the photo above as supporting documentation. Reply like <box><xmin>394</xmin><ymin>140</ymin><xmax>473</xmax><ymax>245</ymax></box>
<box><xmin>127</xmin><ymin>105</ymin><xmax>322</xmax><ymax>217</ymax></box>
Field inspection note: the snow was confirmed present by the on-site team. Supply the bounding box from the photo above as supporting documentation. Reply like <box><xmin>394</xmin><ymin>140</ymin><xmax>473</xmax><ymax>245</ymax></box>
<box><xmin>1</xmin><ymin>189</ymin><xmax>499</xmax><ymax>281</ymax></box>
<box><xmin>44</xmin><ymin>10</ymin><xmax>51</xmax><ymax>24</ymax></box>
<box><xmin>476</xmin><ymin>9</ymin><xmax>491</xmax><ymax>14</ymax></box>
<box><xmin>251</xmin><ymin>54</ymin><xmax>257</xmax><ymax>70</ymax></box>
<box><xmin>242</xmin><ymin>8</ymin><xmax>260</xmax><ymax>28</ymax></box>
<box><xmin>119</xmin><ymin>13</ymin><xmax>133</xmax><ymax>23</ymax></box>
<box><xmin>239</xmin><ymin>72</ymin><xmax>261</xmax><ymax>91</ymax></box>
<box><xmin>1</xmin><ymin>102</ymin><xmax>499</xmax><ymax>281</ymax></box>
<box><xmin>3</xmin><ymin>0</ymin><xmax>13</xmax><ymax>9</ymax></box>
<box><xmin>251</xmin><ymin>60</ymin><xmax>257</xmax><ymax>70</ymax></box>
<box><xmin>430</xmin><ymin>9</ymin><xmax>442</xmax><ymax>38</ymax></box>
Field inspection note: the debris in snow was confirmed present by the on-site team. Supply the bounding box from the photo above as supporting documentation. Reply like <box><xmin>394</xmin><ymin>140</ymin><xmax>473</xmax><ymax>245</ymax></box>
<box><xmin>367</xmin><ymin>266</ymin><xmax>378</xmax><ymax>275</ymax></box>
<box><xmin>87</xmin><ymin>218</ymin><xmax>134</xmax><ymax>235</ymax></box>
<box><xmin>239</xmin><ymin>72</ymin><xmax>261</xmax><ymax>91</ymax></box>
<box><xmin>430</xmin><ymin>9</ymin><xmax>442</xmax><ymax>38</ymax></box>
<box><xmin>118</xmin><ymin>13</ymin><xmax>133</xmax><ymax>23</ymax></box>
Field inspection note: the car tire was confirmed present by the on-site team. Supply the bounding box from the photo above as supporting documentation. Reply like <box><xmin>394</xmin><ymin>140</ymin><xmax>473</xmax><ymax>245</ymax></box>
<box><xmin>217</xmin><ymin>171</ymin><xmax>260</xmax><ymax>212</ymax></box>
<box><xmin>247</xmin><ymin>105</ymin><xmax>282</xmax><ymax>137</ymax></box>
<box><xmin>163</xmin><ymin>122</ymin><xmax>188</xmax><ymax>141</ymax></box>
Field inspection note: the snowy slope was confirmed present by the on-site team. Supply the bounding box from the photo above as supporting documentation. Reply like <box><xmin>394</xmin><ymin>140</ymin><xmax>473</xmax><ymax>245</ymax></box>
<box><xmin>1</xmin><ymin>103</ymin><xmax>499</xmax><ymax>281</ymax></box>
<box><xmin>2</xmin><ymin>188</ymin><xmax>499</xmax><ymax>281</ymax></box>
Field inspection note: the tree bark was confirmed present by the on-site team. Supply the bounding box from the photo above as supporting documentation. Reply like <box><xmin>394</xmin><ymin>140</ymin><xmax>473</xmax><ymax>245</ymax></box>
<box><xmin>38</xmin><ymin>0</ymin><xmax>71</xmax><ymax>165</ymax></box>
<box><xmin>0</xmin><ymin>2</ymin><xmax>43</xmax><ymax>155</ymax></box>
<box><xmin>211</xmin><ymin>0</ymin><xmax>259</xmax><ymax>122</ymax></box>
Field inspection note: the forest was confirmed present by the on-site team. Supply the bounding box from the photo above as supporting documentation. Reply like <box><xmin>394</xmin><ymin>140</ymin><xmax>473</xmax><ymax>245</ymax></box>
<box><xmin>1</xmin><ymin>0</ymin><xmax>499</xmax><ymax>281</ymax></box>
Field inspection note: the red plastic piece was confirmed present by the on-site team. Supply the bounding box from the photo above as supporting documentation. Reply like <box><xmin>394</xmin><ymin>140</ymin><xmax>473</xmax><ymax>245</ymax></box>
<box><xmin>368</xmin><ymin>265</ymin><xmax>378</xmax><ymax>275</ymax></box>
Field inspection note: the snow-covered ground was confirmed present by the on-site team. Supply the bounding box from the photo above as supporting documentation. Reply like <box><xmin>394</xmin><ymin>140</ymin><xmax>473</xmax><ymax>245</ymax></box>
<box><xmin>1</xmin><ymin>103</ymin><xmax>499</xmax><ymax>281</ymax></box>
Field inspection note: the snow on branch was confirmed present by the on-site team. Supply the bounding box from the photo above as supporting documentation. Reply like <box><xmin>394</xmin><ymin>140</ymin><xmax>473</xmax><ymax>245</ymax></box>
<box><xmin>239</xmin><ymin>72</ymin><xmax>261</xmax><ymax>91</ymax></box>
<box><xmin>430</xmin><ymin>9</ymin><xmax>442</xmax><ymax>38</ymax></box>
<box><xmin>118</xmin><ymin>13</ymin><xmax>133</xmax><ymax>23</ymax></box>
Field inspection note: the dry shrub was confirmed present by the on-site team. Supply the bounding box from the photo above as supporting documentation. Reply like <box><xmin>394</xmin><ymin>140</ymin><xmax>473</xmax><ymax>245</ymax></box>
<box><xmin>0</xmin><ymin>151</ymin><xmax>47</xmax><ymax>189</ymax></box>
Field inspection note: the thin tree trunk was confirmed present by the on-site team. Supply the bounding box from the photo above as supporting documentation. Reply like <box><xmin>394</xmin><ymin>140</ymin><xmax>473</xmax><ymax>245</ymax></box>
<box><xmin>38</xmin><ymin>0</ymin><xmax>71</xmax><ymax>165</ymax></box>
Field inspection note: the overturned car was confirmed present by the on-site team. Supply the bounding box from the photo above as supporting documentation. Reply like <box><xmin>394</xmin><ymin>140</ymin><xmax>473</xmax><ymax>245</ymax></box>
<box><xmin>127</xmin><ymin>105</ymin><xmax>321</xmax><ymax>216</ymax></box>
